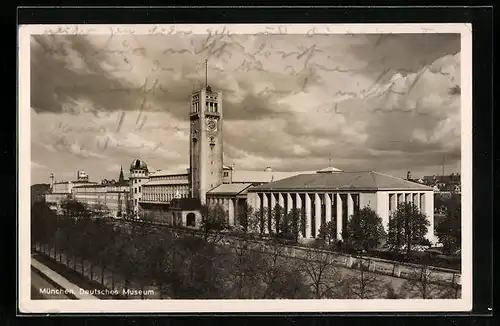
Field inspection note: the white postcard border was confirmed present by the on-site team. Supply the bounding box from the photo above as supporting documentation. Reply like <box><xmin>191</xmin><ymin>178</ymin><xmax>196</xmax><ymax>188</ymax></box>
<box><xmin>18</xmin><ymin>23</ymin><xmax>473</xmax><ymax>313</ymax></box>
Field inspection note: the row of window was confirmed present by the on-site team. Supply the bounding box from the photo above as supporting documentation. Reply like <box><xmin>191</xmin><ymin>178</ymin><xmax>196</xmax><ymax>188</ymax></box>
<box><xmin>142</xmin><ymin>186</ymin><xmax>189</xmax><ymax>194</ymax></box>
<box><xmin>150</xmin><ymin>175</ymin><xmax>186</xmax><ymax>181</ymax></box>
<box><xmin>142</xmin><ymin>193</ymin><xmax>189</xmax><ymax>202</ymax></box>
<box><xmin>388</xmin><ymin>193</ymin><xmax>425</xmax><ymax>212</ymax></box>
<box><xmin>191</xmin><ymin>101</ymin><xmax>219</xmax><ymax>113</ymax></box>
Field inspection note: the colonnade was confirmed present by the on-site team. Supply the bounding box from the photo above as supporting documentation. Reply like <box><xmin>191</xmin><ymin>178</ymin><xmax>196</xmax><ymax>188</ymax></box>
<box><xmin>207</xmin><ymin>196</ymin><xmax>243</xmax><ymax>226</ymax></box>
<box><xmin>207</xmin><ymin>190</ymin><xmax>435</xmax><ymax>243</ymax></box>
<box><xmin>247</xmin><ymin>192</ymin><xmax>360</xmax><ymax>240</ymax></box>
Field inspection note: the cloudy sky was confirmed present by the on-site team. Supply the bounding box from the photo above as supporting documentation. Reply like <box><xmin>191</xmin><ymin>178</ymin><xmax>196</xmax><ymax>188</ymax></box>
<box><xmin>30</xmin><ymin>28</ymin><xmax>461</xmax><ymax>184</ymax></box>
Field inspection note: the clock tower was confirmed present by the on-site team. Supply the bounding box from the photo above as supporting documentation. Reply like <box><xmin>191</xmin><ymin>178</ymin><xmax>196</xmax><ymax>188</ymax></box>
<box><xmin>189</xmin><ymin>84</ymin><xmax>224</xmax><ymax>204</ymax></box>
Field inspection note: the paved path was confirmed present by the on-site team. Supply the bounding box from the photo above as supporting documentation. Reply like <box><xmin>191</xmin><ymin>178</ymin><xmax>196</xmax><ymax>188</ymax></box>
<box><xmin>31</xmin><ymin>256</ymin><xmax>99</xmax><ymax>300</ymax></box>
<box><xmin>31</xmin><ymin>269</ymin><xmax>74</xmax><ymax>300</ymax></box>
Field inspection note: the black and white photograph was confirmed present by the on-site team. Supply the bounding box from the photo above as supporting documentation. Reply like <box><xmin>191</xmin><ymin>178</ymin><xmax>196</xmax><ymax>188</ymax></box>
<box><xmin>19</xmin><ymin>23</ymin><xmax>472</xmax><ymax>313</ymax></box>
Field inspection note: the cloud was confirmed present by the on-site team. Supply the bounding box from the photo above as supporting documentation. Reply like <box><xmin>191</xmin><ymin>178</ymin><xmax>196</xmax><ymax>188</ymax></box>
<box><xmin>31</xmin><ymin>161</ymin><xmax>47</xmax><ymax>170</ymax></box>
<box><xmin>29</xmin><ymin>31</ymin><xmax>462</xmax><ymax>184</ymax></box>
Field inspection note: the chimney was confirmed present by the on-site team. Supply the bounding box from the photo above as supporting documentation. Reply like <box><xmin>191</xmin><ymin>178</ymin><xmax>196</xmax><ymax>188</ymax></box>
<box><xmin>406</xmin><ymin>171</ymin><xmax>411</xmax><ymax>180</ymax></box>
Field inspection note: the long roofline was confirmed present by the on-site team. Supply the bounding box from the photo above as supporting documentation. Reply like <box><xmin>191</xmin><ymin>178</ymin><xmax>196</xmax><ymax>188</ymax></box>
<box><xmin>248</xmin><ymin>170</ymin><xmax>434</xmax><ymax>192</ymax></box>
<box><xmin>247</xmin><ymin>186</ymin><xmax>433</xmax><ymax>192</ymax></box>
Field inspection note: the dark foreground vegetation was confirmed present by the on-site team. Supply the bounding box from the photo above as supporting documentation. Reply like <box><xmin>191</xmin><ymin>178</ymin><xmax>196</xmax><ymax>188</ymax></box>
<box><xmin>31</xmin><ymin>199</ymin><xmax>461</xmax><ymax>299</ymax></box>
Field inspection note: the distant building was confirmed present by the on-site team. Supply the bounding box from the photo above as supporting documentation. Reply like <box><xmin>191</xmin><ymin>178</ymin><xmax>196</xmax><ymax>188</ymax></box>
<box><xmin>41</xmin><ymin>83</ymin><xmax>437</xmax><ymax>243</ymax></box>
<box><xmin>423</xmin><ymin>173</ymin><xmax>461</xmax><ymax>186</ymax></box>
<box><xmin>31</xmin><ymin>184</ymin><xmax>50</xmax><ymax>206</ymax></box>
<box><xmin>45</xmin><ymin>168</ymin><xmax>130</xmax><ymax>218</ymax></box>
<box><xmin>45</xmin><ymin>175</ymin><xmax>96</xmax><ymax>212</ymax></box>
<box><xmin>72</xmin><ymin>182</ymin><xmax>130</xmax><ymax>218</ymax></box>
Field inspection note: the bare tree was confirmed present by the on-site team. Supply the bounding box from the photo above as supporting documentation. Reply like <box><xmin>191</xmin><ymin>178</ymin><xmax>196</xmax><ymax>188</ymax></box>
<box><xmin>399</xmin><ymin>263</ymin><xmax>450</xmax><ymax>299</ymax></box>
<box><xmin>299</xmin><ymin>250</ymin><xmax>342</xmax><ymax>298</ymax></box>
<box><xmin>259</xmin><ymin>239</ymin><xmax>309</xmax><ymax>299</ymax></box>
<box><xmin>269</xmin><ymin>204</ymin><xmax>283</xmax><ymax>237</ymax></box>
<box><xmin>344</xmin><ymin>256</ymin><xmax>385</xmax><ymax>299</ymax></box>
<box><xmin>227</xmin><ymin>236</ymin><xmax>267</xmax><ymax>298</ymax></box>
<box><xmin>317</xmin><ymin>220</ymin><xmax>337</xmax><ymax>249</ymax></box>
<box><xmin>200</xmin><ymin>203</ymin><xmax>228</xmax><ymax>244</ymax></box>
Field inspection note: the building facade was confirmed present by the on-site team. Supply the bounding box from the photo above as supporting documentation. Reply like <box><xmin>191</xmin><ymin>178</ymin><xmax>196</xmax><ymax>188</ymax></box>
<box><xmin>43</xmin><ymin>82</ymin><xmax>437</xmax><ymax>243</ymax></box>
<box><xmin>72</xmin><ymin>184</ymin><xmax>130</xmax><ymax>218</ymax></box>
<box><xmin>45</xmin><ymin>169</ymin><xmax>130</xmax><ymax>218</ymax></box>
<box><xmin>245</xmin><ymin>171</ymin><xmax>436</xmax><ymax>243</ymax></box>
<box><xmin>189</xmin><ymin>85</ymin><xmax>224</xmax><ymax>204</ymax></box>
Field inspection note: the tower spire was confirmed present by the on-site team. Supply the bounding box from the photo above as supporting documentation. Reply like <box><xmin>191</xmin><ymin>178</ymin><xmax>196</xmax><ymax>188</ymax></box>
<box><xmin>119</xmin><ymin>165</ymin><xmax>125</xmax><ymax>184</ymax></box>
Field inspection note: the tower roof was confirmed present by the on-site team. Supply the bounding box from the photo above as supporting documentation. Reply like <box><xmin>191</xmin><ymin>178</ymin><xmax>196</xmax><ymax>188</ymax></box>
<box><xmin>130</xmin><ymin>158</ymin><xmax>148</xmax><ymax>171</ymax></box>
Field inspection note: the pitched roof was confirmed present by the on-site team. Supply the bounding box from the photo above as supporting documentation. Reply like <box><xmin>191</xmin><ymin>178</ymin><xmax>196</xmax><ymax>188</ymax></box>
<box><xmin>143</xmin><ymin>179</ymin><xmax>188</xmax><ymax>186</ymax></box>
<box><xmin>207</xmin><ymin>183</ymin><xmax>254</xmax><ymax>195</ymax></box>
<box><xmin>150</xmin><ymin>167</ymin><xmax>189</xmax><ymax>177</ymax></box>
<box><xmin>316</xmin><ymin>166</ymin><xmax>343</xmax><ymax>173</ymax></box>
<box><xmin>249</xmin><ymin>171</ymin><xmax>433</xmax><ymax>192</ymax></box>
<box><xmin>231</xmin><ymin>170</ymin><xmax>315</xmax><ymax>183</ymax></box>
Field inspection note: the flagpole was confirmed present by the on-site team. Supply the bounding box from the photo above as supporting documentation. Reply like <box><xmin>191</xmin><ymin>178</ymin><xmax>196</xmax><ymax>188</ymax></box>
<box><xmin>205</xmin><ymin>59</ymin><xmax>208</xmax><ymax>89</ymax></box>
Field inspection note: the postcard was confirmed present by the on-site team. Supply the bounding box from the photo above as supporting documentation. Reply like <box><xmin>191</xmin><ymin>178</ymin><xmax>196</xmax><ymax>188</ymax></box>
<box><xmin>19</xmin><ymin>23</ymin><xmax>472</xmax><ymax>313</ymax></box>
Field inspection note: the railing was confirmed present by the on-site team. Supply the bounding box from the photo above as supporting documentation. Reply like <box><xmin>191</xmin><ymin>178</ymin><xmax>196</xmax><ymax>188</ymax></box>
<box><xmin>116</xmin><ymin>217</ymin><xmax>462</xmax><ymax>288</ymax></box>
<box><xmin>31</xmin><ymin>242</ymin><xmax>165</xmax><ymax>300</ymax></box>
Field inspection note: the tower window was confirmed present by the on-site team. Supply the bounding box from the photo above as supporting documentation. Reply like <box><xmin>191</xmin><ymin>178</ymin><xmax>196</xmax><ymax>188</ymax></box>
<box><xmin>214</xmin><ymin>103</ymin><xmax>218</xmax><ymax>112</ymax></box>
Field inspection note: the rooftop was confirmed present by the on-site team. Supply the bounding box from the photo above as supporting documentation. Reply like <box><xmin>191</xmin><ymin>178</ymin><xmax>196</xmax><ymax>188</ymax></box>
<box><xmin>207</xmin><ymin>183</ymin><xmax>254</xmax><ymax>195</ymax></box>
<box><xmin>249</xmin><ymin>171</ymin><xmax>433</xmax><ymax>192</ymax></box>
<box><xmin>53</xmin><ymin>180</ymin><xmax>97</xmax><ymax>185</ymax></box>
<box><xmin>230</xmin><ymin>170</ymin><xmax>315</xmax><ymax>184</ymax></box>
<box><xmin>142</xmin><ymin>179</ymin><xmax>189</xmax><ymax>186</ymax></box>
<box><xmin>150</xmin><ymin>167</ymin><xmax>189</xmax><ymax>177</ymax></box>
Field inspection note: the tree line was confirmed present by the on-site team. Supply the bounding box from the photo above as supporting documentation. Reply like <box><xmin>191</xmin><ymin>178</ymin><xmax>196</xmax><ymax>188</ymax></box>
<box><xmin>234</xmin><ymin>199</ymin><xmax>460</xmax><ymax>259</ymax></box>
<box><xmin>31</xmin><ymin>197</ymin><xmax>460</xmax><ymax>299</ymax></box>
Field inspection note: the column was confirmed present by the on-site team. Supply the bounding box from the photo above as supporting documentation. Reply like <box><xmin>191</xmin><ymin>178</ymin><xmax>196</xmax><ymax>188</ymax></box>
<box><xmin>424</xmin><ymin>191</ymin><xmax>435</xmax><ymax>243</ymax></box>
<box><xmin>278</xmin><ymin>193</ymin><xmax>285</xmax><ymax>233</ymax></box>
<box><xmin>314</xmin><ymin>193</ymin><xmax>321</xmax><ymax>237</ymax></box>
<box><xmin>228</xmin><ymin>198</ymin><xmax>234</xmax><ymax>226</ymax></box>
<box><xmin>325</xmin><ymin>193</ymin><xmax>332</xmax><ymax>224</ymax></box>
<box><xmin>286</xmin><ymin>193</ymin><xmax>293</xmax><ymax>213</ymax></box>
<box><xmin>305</xmin><ymin>193</ymin><xmax>312</xmax><ymax>238</ymax></box>
<box><xmin>255</xmin><ymin>194</ymin><xmax>261</xmax><ymax>211</ymax></box>
<box><xmin>296</xmin><ymin>193</ymin><xmax>302</xmax><ymax>210</ymax></box>
<box><xmin>286</xmin><ymin>193</ymin><xmax>293</xmax><ymax>234</ymax></box>
<box><xmin>270</xmin><ymin>193</ymin><xmax>276</xmax><ymax>232</ymax></box>
<box><xmin>262</xmin><ymin>193</ymin><xmax>269</xmax><ymax>234</ymax></box>
<box><xmin>278</xmin><ymin>193</ymin><xmax>285</xmax><ymax>208</ymax></box>
<box><xmin>414</xmin><ymin>193</ymin><xmax>420</xmax><ymax>211</ymax></box>
<box><xmin>270</xmin><ymin>193</ymin><xmax>276</xmax><ymax>209</ymax></box>
<box><xmin>234</xmin><ymin>198</ymin><xmax>240</xmax><ymax>227</ymax></box>
<box><xmin>347</xmin><ymin>193</ymin><xmax>354</xmax><ymax>220</ymax></box>
<box><xmin>398</xmin><ymin>193</ymin><xmax>404</xmax><ymax>205</ymax></box>
<box><xmin>336</xmin><ymin>193</ymin><xmax>342</xmax><ymax>240</ymax></box>
<box><xmin>390</xmin><ymin>193</ymin><xmax>397</xmax><ymax>213</ymax></box>
<box><xmin>296</xmin><ymin>193</ymin><xmax>303</xmax><ymax>237</ymax></box>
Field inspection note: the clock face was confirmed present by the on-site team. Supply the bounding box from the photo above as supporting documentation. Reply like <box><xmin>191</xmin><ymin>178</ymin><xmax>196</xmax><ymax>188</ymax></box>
<box><xmin>207</xmin><ymin>119</ymin><xmax>217</xmax><ymax>131</ymax></box>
